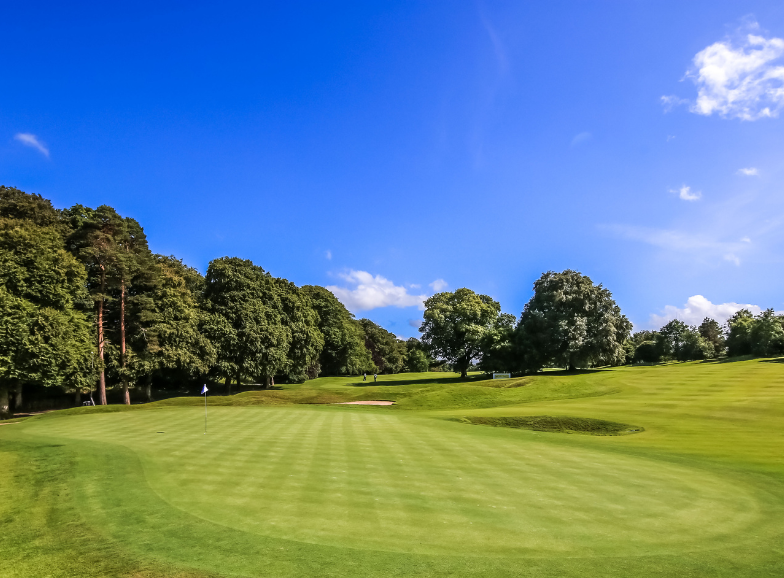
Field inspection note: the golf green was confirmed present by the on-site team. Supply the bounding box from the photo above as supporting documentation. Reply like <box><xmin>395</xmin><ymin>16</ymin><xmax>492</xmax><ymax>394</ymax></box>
<box><xmin>2</xmin><ymin>360</ymin><xmax>784</xmax><ymax>577</ymax></box>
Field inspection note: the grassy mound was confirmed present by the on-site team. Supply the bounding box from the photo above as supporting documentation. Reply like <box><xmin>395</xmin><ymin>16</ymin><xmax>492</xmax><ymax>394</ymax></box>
<box><xmin>455</xmin><ymin>415</ymin><xmax>643</xmax><ymax>435</ymax></box>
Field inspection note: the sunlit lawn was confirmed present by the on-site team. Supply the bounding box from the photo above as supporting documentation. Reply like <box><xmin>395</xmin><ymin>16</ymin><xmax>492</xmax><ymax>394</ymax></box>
<box><xmin>2</xmin><ymin>360</ymin><xmax>783</xmax><ymax>577</ymax></box>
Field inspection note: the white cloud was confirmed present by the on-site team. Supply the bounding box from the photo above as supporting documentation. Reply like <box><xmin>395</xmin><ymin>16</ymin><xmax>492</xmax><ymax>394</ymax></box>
<box><xmin>741</xmin><ymin>236</ymin><xmax>752</xmax><ymax>243</ymax></box>
<box><xmin>670</xmin><ymin>185</ymin><xmax>702</xmax><ymax>201</ymax></box>
<box><xmin>325</xmin><ymin>250</ymin><xmax>332</xmax><ymax>260</ymax></box>
<box><xmin>14</xmin><ymin>133</ymin><xmax>49</xmax><ymax>157</ymax></box>
<box><xmin>649</xmin><ymin>295</ymin><xmax>762</xmax><ymax>328</ymax></box>
<box><xmin>408</xmin><ymin>319</ymin><xmax>423</xmax><ymax>329</ymax></box>
<box><xmin>723</xmin><ymin>253</ymin><xmax>741</xmax><ymax>266</ymax></box>
<box><xmin>737</xmin><ymin>167</ymin><xmax>759</xmax><ymax>176</ymax></box>
<box><xmin>429</xmin><ymin>279</ymin><xmax>448</xmax><ymax>292</ymax></box>
<box><xmin>570</xmin><ymin>132</ymin><xmax>591</xmax><ymax>147</ymax></box>
<box><xmin>686</xmin><ymin>25</ymin><xmax>784</xmax><ymax>120</ymax></box>
<box><xmin>661</xmin><ymin>95</ymin><xmax>689</xmax><ymax>112</ymax></box>
<box><xmin>327</xmin><ymin>270</ymin><xmax>427</xmax><ymax>312</ymax></box>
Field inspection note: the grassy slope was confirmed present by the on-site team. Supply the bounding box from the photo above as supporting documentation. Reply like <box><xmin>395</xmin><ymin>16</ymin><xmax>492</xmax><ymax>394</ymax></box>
<box><xmin>2</xmin><ymin>361</ymin><xmax>784</xmax><ymax>577</ymax></box>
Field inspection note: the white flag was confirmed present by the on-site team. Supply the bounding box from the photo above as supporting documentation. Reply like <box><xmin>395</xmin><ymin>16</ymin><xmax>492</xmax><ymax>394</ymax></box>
<box><xmin>201</xmin><ymin>385</ymin><xmax>208</xmax><ymax>395</ymax></box>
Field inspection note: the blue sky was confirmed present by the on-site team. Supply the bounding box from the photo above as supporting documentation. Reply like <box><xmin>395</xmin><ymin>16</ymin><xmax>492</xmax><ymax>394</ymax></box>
<box><xmin>4</xmin><ymin>1</ymin><xmax>784</xmax><ymax>338</ymax></box>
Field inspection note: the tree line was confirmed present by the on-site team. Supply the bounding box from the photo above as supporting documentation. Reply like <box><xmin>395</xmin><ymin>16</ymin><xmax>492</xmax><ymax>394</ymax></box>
<box><xmin>0</xmin><ymin>187</ymin><xmax>421</xmax><ymax>418</ymax></box>
<box><xmin>2</xmin><ymin>186</ymin><xmax>781</xmax><ymax>419</ymax></box>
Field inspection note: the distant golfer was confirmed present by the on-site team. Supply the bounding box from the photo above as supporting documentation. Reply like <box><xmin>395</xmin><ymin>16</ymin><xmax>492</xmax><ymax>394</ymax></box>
<box><xmin>363</xmin><ymin>373</ymin><xmax>367</xmax><ymax>381</ymax></box>
<box><xmin>374</xmin><ymin>373</ymin><xmax>377</xmax><ymax>382</ymax></box>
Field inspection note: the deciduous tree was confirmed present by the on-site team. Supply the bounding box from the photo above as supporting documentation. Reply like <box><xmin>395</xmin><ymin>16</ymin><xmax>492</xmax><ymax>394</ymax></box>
<box><xmin>358</xmin><ymin>319</ymin><xmax>405</xmax><ymax>374</ymax></box>
<box><xmin>202</xmin><ymin>258</ymin><xmax>291</xmax><ymax>391</ymax></box>
<box><xmin>0</xmin><ymin>216</ymin><xmax>95</xmax><ymax>418</ymax></box>
<box><xmin>420</xmin><ymin>288</ymin><xmax>501</xmax><ymax>378</ymax></box>
<box><xmin>302</xmin><ymin>286</ymin><xmax>375</xmax><ymax>375</ymax></box>
<box><xmin>515</xmin><ymin>270</ymin><xmax>631</xmax><ymax>371</ymax></box>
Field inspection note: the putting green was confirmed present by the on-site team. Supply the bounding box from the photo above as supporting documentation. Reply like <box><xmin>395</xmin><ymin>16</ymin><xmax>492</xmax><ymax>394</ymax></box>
<box><xmin>3</xmin><ymin>360</ymin><xmax>784</xmax><ymax>577</ymax></box>
<box><xmin>13</xmin><ymin>406</ymin><xmax>765</xmax><ymax>557</ymax></box>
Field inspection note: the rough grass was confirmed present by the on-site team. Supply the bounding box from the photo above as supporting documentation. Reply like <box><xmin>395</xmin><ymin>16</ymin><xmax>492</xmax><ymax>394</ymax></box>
<box><xmin>3</xmin><ymin>360</ymin><xmax>784</xmax><ymax>577</ymax></box>
<box><xmin>454</xmin><ymin>414</ymin><xmax>643</xmax><ymax>435</ymax></box>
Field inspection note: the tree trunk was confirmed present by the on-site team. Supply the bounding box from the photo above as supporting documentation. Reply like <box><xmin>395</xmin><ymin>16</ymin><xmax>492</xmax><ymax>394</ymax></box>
<box><xmin>75</xmin><ymin>390</ymin><xmax>81</xmax><ymax>406</ymax></box>
<box><xmin>120</xmin><ymin>280</ymin><xmax>130</xmax><ymax>405</ymax></box>
<box><xmin>235</xmin><ymin>369</ymin><xmax>242</xmax><ymax>393</ymax></box>
<box><xmin>225</xmin><ymin>375</ymin><xmax>232</xmax><ymax>396</ymax></box>
<box><xmin>0</xmin><ymin>384</ymin><xmax>10</xmax><ymax>420</ymax></box>
<box><xmin>14</xmin><ymin>385</ymin><xmax>22</xmax><ymax>412</ymax></box>
<box><xmin>263</xmin><ymin>376</ymin><xmax>270</xmax><ymax>390</ymax></box>
<box><xmin>145</xmin><ymin>375</ymin><xmax>153</xmax><ymax>402</ymax></box>
<box><xmin>460</xmin><ymin>369</ymin><xmax>467</xmax><ymax>378</ymax></box>
<box><xmin>97</xmin><ymin>267</ymin><xmax>107</xmax><ymax>405</ymax></box>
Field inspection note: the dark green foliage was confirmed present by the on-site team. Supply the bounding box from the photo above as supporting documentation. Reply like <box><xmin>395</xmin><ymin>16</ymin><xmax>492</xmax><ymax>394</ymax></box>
<box><xmin>699</xmin><ymin>317</ymin><xmax>725</xmax><ymax>354</ymax></box>
<box><xmin>128</xmin><ymin>256</ymin><xmax>216</xmax><ymax>399</ymax></box>
<box><xmin>635</xmin><ymin>321</ymin><xmax>714</xmax><ymax>363</ymax></box>
<box><xmin>455</xmin><ymin>415</ymin><xmax>643</xmax><ymax>435</ymax></box>
<box><xmin>478</xmin><ymin>313</ymin><xmax>517</xmax><ymax>373</ymax></box>
<box><xmin>748</xmin><ymin>309</ymin><xmax>784</xmax><ymax>357</ymax></box>
<box><xmin>358</xmin><ymin>319</ymin><xmax>405</xmax><ymax>373</ymax></box>
<box><xmin>0</xmin><ymin>216</ymin><xmax>95</xmax><ymax>418</ymax></box>
<box><xmin>63</xmin><ymin>205</ymin><xmax>156</xmax><ymax>404</ymax></box>
<box><xmin>202</xmin><ymin>257</ymin><xmax>292</xmax><ymax>389</ymax></box>
<box><xmin>420</xmin><ymin>288</ymin><xmax>502</xmax><ymax>378</ymax></box>
<box><xmin>634</xmin><ymin>341</ymin><xmax>660</xmax><ymax>363</ymax></box>
<box><xmin>273</xmin><ymin>278</ymin><xmax>324</xmax><ymax>382</ymax></box>
<box><xmin>656</xmin><ymin>320</ymin><xmax>688</xmax><ymax>359</ymax></box>
<box><xmin>302</xmin><ymin>286</ymin><xmax>375</xmax><ymax>375</ymax></box>
<box><xmin>726</xmin><ymin>310</ymin><xmax>756</xmax><ymax>357</ymax></box>
<box><xmin>515</xmin><ymin>270</ymin><xmax>631</xmax><ymax>371</ymax></box>
<box><xmin>404</xmin><ymin>338</ymin><xmax>429</xmax><ymax>372</ymax></box>
<box><xmin>0</xmin><ymin>186</ymin><xmax>61</xmax><ymax>229</ymax></box>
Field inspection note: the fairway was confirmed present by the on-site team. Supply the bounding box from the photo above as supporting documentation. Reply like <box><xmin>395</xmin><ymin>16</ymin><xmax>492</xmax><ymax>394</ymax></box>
<box><xmin>3</xmin><ymin>361</ymin><xmax>784</xmax><ymax>577</ymax></box>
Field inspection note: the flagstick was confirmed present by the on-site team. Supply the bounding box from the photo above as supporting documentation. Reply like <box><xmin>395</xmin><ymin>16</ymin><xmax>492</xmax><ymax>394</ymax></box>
<box><xmin>204</xmin><ymin>386</ymin><xmax>207</xmax><ymax>435</ymax></box>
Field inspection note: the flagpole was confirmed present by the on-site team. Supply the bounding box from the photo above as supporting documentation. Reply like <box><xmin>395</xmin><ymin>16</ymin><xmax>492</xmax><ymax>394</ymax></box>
<box><xmin>203</xmin><ymin>384</ymin><xmax>207</xmax><ymax>435</ymax></box>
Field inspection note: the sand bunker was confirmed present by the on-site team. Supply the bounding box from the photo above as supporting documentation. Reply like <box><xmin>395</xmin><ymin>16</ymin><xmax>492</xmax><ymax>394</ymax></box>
<box><xmin>335</xmin><ymin>400</ymin><xmax>395</xmax><ymax>406</ymax></box>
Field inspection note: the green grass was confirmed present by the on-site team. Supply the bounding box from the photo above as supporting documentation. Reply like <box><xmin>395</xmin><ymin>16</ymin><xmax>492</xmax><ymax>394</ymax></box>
<box><xmin>2</xmin><ymin>361</ymin><xmax>784</xmax><ymax>576</ymax></box>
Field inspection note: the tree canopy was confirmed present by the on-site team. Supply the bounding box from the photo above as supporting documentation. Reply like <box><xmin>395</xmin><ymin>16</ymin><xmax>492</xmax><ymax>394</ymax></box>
<box><xmin>420</xmin><ymin>288</ymin><xmax>502</xmax><ymax>377</ymax></box>
<box><xmin>302</xmin><ymin>285</ymin><xmax>375</xmax><ymax>376</ymax></box>
<box><xmin>515</xmin><ymin>270</ymin><xmax>631</xmax><ymax>371</ymax></box>
<box><xmin>0</xmin><ymin>216</ymin><xmax>95</xmax><ymax>418</ymax></box>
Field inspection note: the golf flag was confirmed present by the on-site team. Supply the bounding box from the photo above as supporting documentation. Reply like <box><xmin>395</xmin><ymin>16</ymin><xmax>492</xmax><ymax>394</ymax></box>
<box><xmin>202</xmin><ymin>384</ymin><xmax>208</xmax><ymax>434</ymax></box>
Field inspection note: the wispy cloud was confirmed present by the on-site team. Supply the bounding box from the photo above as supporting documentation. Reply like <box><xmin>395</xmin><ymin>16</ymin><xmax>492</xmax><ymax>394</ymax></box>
<box><xmin>670</xmin><ymin>185</ymin><xmax>702</xmax><ymax>201</ymax></box>
<box><xmin>603</xmin><ymin>224</ymin><xmax>749</xmax><ymax>264</ymax></box>
<box><xmin>649</xmin><ymin>295</ymin><xmax>762</xmax><ymax>328</ymax></box>
<box><xmin>676</xmin><ymin>22</ymin><xmax>784</xmax><ymax>120</ymax></box>
<box><xmin>327</xmin><ymin>270</ymin><xmax>427</xmax><ymax>312</ymax></box>
<box><xmin>661</xmin><ymin>95</ymin><xmax>689</xmax><ymax>112</ymax></box>
<box><xmin>737</xmin><ymin>167</ymin><xmax>759</xmax><ymax>176</ymax></box>
<box><xmin>570</xmin><ymin>132</ymin><xmax>592</xmax><ymax>147</ymax></box>
<box><xmin>479</xmin><ymin>10</ymin><xmax>508</xmax><ymax>73</ymax></box>
<box><xmin>429</xmin><ymin>279</ymin><xmax>448</xmax><ymax>292</ymax></box>
<box><xmin>14</xmin><ymin>133</ymin><xmax>49</xmax><ymax>157</ymax></box>
<box><xmin>408</xmin><ymin>319</ymin><xmax>423</xmax><ymax>329</ymax></box>
<box><xmin>325</xmin><ymin>250</ymin><xmax>332</xmax><ymax>260</ymax></box>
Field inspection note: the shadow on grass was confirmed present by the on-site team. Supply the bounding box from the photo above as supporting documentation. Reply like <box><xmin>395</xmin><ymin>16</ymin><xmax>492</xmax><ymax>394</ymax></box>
<box><xmin>537</xmin><ymin>368</ymin><xmax>607</xmax><ymax>376</ymax></box>
<box><xmin>347</xmin><ymin>375</ymin><xmax>490</xmax><ymax>388</ymax></box>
